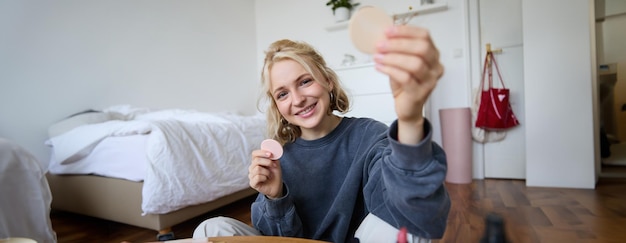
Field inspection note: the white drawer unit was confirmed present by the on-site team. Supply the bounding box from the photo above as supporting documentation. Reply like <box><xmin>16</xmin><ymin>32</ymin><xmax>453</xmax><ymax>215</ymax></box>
<box><xmin>334</xmin><ymin>64</ymin><xmax>395</xmax><ymax>125</ymax></box>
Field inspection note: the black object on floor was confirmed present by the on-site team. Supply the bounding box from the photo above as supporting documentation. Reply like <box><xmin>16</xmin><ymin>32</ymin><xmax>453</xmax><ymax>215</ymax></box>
<box><xmin>156</xmin><ymin>232</ymin><xmax>176</xmax><ymax>241</ymax></box>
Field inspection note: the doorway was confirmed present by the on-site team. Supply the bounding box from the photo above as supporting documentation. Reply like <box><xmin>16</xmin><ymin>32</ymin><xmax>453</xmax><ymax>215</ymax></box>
<box><xmin>595</xmin><ymin>0</ymin><xmax>626</xmax><ymax>178</ymax></box>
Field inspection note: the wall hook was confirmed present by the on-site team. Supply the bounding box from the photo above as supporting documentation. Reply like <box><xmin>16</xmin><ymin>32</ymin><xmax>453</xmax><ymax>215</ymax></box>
<box><xmin>486</xmin><ymin>43</ymin><xmax>502</xmax><ymax>54</ymax></box>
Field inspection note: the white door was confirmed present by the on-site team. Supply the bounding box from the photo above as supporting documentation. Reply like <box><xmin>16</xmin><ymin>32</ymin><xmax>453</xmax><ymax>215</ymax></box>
<box><xmin>472</xmin><ymin>0</ymin><xmax>526</xmax><ymax>179</ymax></box>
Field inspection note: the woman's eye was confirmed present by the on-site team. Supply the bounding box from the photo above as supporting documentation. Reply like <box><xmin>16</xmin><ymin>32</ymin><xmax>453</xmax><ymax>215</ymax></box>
<box><xmin>301</xmin><ymin>78</ymin><xmax>313</xmax><ymax>86</ymax></box>
<box><xmin>276</xmin><ymin>91</ymin><xmax>287</xmax><ymax>100</ymax></box>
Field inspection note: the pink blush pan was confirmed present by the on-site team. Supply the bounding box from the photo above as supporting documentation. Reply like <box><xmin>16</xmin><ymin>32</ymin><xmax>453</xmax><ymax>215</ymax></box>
<box><xmin>261</xmin><ymin>139</ymin><xmax>283</xmax><ymax>160</ymax></box>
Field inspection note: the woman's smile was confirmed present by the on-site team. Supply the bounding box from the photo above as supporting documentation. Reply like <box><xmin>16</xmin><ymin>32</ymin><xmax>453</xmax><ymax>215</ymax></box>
<box><xmin>295</xmin><ymin>103</ymin><xmax>317</xmax><ymax>118</ymax></box>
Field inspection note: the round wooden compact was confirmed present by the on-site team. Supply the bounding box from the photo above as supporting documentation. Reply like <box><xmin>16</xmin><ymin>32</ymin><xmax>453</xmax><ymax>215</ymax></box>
<box><xmin>348</xmin><ymin>6</ymin><xmax>393</xmax><ymax>55</ymax></box>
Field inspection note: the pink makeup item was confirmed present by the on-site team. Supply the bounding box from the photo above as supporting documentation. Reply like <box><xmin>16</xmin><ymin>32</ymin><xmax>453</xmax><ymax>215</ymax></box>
<box><xmin>348</xmin><ymin>6</ymin><xmax>393</xmax><ymax>54</ymax></box>
<box><xmin>397</xmin><ymin>226</ymin><xmax>408</xmax><ymax>243</ymax></box>
<box><xmin>261</xmin><ymin>139</ymin><xmax>283</xmax><ymax>160</ymax></box>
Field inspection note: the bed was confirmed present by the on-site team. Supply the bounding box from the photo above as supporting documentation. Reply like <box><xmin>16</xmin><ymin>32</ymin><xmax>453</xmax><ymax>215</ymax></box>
<box><xmin>45</xmin><ymin>105</ymin><xmax>265</xmax><ymax>238</ymax></box>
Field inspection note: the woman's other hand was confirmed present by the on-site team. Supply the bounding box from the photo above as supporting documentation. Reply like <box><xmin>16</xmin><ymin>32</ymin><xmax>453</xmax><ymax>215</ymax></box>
<box><xmin>248</xmin><ymin>149</ymin><xmax>283</xmax><ymax>199</ymax></box>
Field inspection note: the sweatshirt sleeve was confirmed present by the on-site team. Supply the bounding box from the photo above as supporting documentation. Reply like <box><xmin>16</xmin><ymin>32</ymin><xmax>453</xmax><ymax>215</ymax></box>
<box><xmin>251</xmin><ymin>184</ymin><xmax>304</xmax><ymax>238</ymax></box>
<box><xmin>364</xmin><ymin>119</ymin><xmax>451</xmax><ymax>239</ymax></box>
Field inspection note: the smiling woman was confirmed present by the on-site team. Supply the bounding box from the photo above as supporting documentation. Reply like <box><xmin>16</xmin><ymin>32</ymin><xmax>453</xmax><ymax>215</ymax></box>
<box><xmin>194</xmin><ymin>25</ymin><xmax>450</xmax><ymax>242</ymax></box>
<box><xmin>269</xmin><ymin>59</ymin><xmax>342</xmax><ymax>141</ymax></box>
<box><xmin>260</xmin><ymin>39</ymin><xmax>351</xmax><ymax>145</ymax></box>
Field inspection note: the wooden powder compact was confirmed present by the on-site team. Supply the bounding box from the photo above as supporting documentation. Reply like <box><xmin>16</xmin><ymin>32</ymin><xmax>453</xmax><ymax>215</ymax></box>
<box><xmin>348</xmin><ymin>6</ymin><xmax>393</xmax><ymax>54</ymax></box>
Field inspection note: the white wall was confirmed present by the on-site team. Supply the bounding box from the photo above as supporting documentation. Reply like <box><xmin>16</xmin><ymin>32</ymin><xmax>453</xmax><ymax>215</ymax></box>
<box><xmin>0</xmin><ymin>0</ymin><xmax>259</xmax><ymax>164</ymax></box>
<box><xmin>523</xmin><ymin>0</ymin><xmax>597</xmax><ymax>188</ymax></box>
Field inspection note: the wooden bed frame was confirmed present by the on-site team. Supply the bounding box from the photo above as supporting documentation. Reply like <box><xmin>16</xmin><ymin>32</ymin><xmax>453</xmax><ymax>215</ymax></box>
<box><xmin>46</xmin><ymin>173</ymin><xmax>257</xmax><ymax>235</ymax></box>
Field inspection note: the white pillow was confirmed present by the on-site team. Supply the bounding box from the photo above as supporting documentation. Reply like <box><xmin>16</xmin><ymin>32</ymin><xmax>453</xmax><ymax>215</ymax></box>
<box><xmin>48</xmin><ymin>111</ymin><xmax>112</xmax><ymax>138</ymax></box>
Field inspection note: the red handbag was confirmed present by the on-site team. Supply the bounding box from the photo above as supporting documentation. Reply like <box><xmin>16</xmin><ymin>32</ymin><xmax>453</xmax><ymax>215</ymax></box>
<box><xmin>475</xmin><ymin>51</ymin><xmax>520</xmax><ymax>130</ymax></box>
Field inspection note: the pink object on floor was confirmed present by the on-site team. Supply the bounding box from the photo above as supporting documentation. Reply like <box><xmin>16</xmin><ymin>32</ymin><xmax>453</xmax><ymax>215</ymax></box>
<box><xmin>439</xmin><ymin>107</ymin><xmax>473</xmax><ymax>184</ymax></box>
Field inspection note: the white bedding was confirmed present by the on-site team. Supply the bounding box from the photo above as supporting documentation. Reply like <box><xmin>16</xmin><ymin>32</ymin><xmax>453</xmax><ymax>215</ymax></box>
<box><xmin>48</xmin><ymin>135</ymin><xmax>149</xmax><ymax>182</ymax></box>
<box><xmin>46</xmin><ymin>106</ymin><xmax>266</xmax><ymax>215</ymax></box>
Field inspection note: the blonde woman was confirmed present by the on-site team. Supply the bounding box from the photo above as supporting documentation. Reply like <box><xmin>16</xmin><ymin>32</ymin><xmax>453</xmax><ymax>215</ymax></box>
<box><xmin>194</xmin><ymin>25</ymin><xmax>450</xmax><ymax>243</ymax></box>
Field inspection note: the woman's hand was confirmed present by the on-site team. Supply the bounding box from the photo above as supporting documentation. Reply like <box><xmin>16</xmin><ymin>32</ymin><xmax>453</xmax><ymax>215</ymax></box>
<box><xmin>373</xmin><ymin>25</ymin><xmax>444</xmax><ymax>144</ymax></box>
<box><xmin>248</xmin><ymin>149</ymin><xmax>283</xmax><ymax>199</ymax></box>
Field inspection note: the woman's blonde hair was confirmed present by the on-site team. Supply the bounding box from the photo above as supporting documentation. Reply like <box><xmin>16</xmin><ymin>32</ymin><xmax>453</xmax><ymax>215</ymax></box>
<box><xmin>258</xmin><ymin>39</ymin><xmax>350</xmax><ymax>145</ymax></box>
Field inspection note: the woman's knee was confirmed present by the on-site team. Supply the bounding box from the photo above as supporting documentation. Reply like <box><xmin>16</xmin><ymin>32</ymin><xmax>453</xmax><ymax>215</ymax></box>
<box><xmin>192</xmin><ymin>216</ymin><xmax>260</xmax><ymax>238</ymax></box>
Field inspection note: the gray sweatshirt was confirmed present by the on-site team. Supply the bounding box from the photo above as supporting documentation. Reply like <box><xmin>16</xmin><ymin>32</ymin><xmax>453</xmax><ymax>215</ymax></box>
<box><xmin>251</xmin><ymin>117</ymin><xmax>450</xmax><ymax>243</ymax></box>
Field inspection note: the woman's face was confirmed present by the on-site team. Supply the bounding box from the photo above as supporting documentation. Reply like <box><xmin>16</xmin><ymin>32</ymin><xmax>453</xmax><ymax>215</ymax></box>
<box><xmin>269</xmin><ymin>59</ymin><xmax>330</xmax><ymax>132</ymax></box>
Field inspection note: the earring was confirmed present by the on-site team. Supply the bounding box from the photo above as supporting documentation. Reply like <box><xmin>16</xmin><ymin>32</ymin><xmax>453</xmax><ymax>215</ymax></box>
<box><xmin>327</xmin><ymin>91</ymin><xmax>336</xmax><ymax>115</ymax></box>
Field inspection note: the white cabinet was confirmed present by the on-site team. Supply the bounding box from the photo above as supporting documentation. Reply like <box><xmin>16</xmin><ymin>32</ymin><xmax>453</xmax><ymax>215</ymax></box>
<box><xmin>334</xmin><ymin>63</ymin><xmax>430</xmax><ymax>125</ymax></box>
<box><xmin>334</xmin><ymin>64</ymin><xmax>430</xmax><ymax>125</ymax></box>
<box><xmin>334</xmin><ymin>64</ymin><xmax>396</xmax><ymax>125</ymax></box>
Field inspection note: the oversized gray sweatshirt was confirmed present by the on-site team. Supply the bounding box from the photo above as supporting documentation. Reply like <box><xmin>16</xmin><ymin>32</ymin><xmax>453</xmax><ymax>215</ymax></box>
<box><xmin>251</xmin><ymin>117</ymin><xmax>450</xmax><ymax>243</ymax></box>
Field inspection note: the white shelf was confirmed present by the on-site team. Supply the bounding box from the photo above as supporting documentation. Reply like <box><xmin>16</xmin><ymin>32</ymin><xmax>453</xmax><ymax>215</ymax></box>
<box><xmin>325</xmin><ymin>2</ymin><xmax>448</xmax><ymax>31</ymax></box>
<box><xmin>392</xmin><ymin>2</ymin><xmax>448</xmax><ymax>21</ymax></box>
<box><xmin>332</xmin><ymin>62</ymin><xmax>375</xmax><ymax>71</ymax></box>
<box><xmin>325</xmin><ymin>20</ymin><xmax>349</xmax><ymax>31</ymax></box>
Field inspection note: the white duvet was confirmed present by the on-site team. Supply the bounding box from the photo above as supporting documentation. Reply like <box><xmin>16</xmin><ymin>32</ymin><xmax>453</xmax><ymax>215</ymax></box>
<box><xmin>46</xmin><ymin>106</ymin><xmax>266</xmax><ymax>215</ymax></box>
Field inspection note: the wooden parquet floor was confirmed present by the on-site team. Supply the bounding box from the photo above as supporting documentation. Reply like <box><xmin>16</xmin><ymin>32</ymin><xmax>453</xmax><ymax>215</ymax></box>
<box><xmin>438</xmin><ymin>178</ymin><xmax>626</xmax><ymax>243</ymax></box>
<box><xmin>50</xmin><ymin>178</ymin><xmax>626</xmax><ymax>243</ymax></box>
